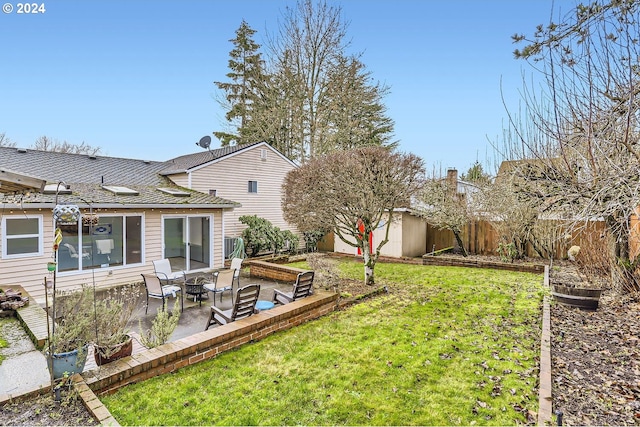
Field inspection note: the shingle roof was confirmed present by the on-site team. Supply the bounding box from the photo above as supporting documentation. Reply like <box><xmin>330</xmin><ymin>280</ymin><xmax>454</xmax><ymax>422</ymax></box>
<box><xmin>159</xmin><ymin>141</ymin><xmax>264</xmax><ymax>175</ymax></box>
<box><xmin>0</xmin><ymin>147</ymin><xmax>239</xmax><ymax>208</ymax></box>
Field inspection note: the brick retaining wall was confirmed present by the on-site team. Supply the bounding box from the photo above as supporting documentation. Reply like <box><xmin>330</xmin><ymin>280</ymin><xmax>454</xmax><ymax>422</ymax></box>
<box><xmin>422</xmin><ymin>255</ymin><xmax>546</xmax><ymax>274</ymax></box>
<box><xmin>82</xmin><ymin>292</ymin><xmax>338</xmax><ymax>396</ymax></box>
<box><xmin>248</xmin><ymin>260</ymin><xmax>308</xmax><ymax>283</ymax></box>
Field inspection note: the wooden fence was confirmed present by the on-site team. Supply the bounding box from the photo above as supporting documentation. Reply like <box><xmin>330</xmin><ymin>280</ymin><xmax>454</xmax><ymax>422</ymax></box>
<box><xmin>426</xmin><ymin>219</ymin><xmax>607</xmax><ymax>260</ymax></box>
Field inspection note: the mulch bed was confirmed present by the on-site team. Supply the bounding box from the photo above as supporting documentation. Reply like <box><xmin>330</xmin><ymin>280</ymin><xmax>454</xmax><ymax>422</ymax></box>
<box><xmin>551</xmin><ymin>294</ymin><xmax>640</xmax><ymax>425</ymax></box>
<box><xmin>0</xmin><ymin>389</ymin><xmax>98</xmax><ymax>426</ymax></box>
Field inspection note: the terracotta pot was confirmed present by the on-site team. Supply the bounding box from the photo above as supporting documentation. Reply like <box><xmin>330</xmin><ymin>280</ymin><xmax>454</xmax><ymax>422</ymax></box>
<box><xmin>93</xmin><ymin>335</ymin><xmax>133</xmax><ymax>366</ymax></box>
<box><xmin>551</xmin><ymin>284</ymin><xmax>602</xmax><ymax>310</ymax></box>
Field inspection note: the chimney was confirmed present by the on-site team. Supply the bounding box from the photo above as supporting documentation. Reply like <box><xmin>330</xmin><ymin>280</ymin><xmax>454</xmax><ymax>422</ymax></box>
<box><xmin>446</xmin><ymin>168</ymin><xmax>458</xmax><ymax>187</ymax></box>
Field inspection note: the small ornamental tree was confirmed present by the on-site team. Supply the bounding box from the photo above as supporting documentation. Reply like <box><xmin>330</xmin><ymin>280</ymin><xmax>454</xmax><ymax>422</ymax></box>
<box><xmin>416</xmin><ymin>173</ymin><xmax>476</xmax><ymax>257</ymax></box>
<box><xmin>282</xmin><ymin>146</ymin><xmax>425</xmax><ymax>285</ymax></box>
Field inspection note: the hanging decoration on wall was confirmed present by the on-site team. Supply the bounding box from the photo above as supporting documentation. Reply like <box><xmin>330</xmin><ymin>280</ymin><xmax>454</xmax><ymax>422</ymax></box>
<box><xmin>82</xmin><ymin>213</ymin><xmax>100</xmax><ymax>226</ymax></box>
<box><xmin>53</xmin><ymin>228</ymin><xmax>62</xmax><ymax>251</ymax></box>
<box><xmin>52</xmin><ymin>204</ymin><xmax>81</xmax><ymax>225</ymax></box>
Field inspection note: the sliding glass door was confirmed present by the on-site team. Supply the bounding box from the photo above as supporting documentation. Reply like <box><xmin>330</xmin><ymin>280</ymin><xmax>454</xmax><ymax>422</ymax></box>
<box><xmin>163</xmin><ymin>215</ymin><xmax>211</xmax><ymax>271</ymax></box>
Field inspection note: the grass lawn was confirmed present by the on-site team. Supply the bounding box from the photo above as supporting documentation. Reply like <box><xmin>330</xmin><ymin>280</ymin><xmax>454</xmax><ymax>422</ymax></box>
<box><xmin>101</xmin><ymin>260</ymin><xmax>544</xmax><ymax>426</ymax></box>
<box><xmin>0</xmin><ymin>318</ymin><xmax>9</xmax><ymax>364</ymax></box>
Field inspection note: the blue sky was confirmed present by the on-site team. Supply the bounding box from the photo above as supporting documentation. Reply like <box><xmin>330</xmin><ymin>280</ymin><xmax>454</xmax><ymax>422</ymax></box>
<box><xmin>0</xmin><ymin>0</ymin><xmax>567</xmax><ymax>174</ymax></box>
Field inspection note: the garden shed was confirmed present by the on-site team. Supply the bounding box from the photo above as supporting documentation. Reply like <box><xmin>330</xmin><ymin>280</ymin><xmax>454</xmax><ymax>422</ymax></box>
<box><xmin>333</xmin><ymin>208</ymin><xmax>427</xmax><ymax>258</ymax></box>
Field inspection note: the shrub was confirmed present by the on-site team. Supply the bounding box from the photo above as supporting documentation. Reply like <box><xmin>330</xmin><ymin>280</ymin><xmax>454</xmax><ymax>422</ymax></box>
<box><xmin>303</xmin><ymin>230</ymin><xmax>326</xmax><ymax>252</ymax></box>
<box><xmin>139</xmin><ymin>298</ymin><xmax>180</xmax><ymax>348</ymax></box>
<box><xmin>239</xmin><ymin>215</ymin><xmax>299</xmax><ymax>256</ymax></box>
<box><xmin>497</xmin><ymin>241</ymin><xmax>517</xmax><ymax>263</ymax></box>
<box><xmin>306</xmin><ymin>253</ymin><xmax>341</xmax><ymax>292</ymax></box>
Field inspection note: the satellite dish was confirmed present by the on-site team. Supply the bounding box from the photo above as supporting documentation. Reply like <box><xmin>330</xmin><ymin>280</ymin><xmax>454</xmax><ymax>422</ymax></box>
<box><xmin>196</xmin><ymin>135</ymin><xmax>212</xmax><ymax>150</ymax></box>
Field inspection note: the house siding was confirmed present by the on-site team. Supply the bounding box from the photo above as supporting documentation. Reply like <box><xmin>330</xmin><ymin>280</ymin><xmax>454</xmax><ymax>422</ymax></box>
<box><xmin>182</xmin><ymin>144</ymin><xmax>297</xmax><ymax>239</ymax></box>
<box><xmin>332</xmin><ymin>212</ymin><xmax>427</xmax><ymax>258</ymax></box>
<box><xmin>401</xmin><ymin>213</ymin><xmax>428</xmax><ymax>257</ymax></box>
<box><xmin>0</xmin><ymin>208</ymin><xmax>224</xmax><ymax>304</ymax></box>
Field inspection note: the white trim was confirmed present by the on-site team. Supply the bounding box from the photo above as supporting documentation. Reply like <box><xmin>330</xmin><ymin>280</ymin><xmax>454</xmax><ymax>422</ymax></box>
<box><xmin>1</xmin><ymin>215</ymin><xmax>44</xmax><ymax>259</ymax></box>
<box><xmin>221</xmin><ymin>213</ymin><xmax>225</xmax><ymax>267</ymax></box>
<box><xmin>160</xmin><ymin>213</ymin><xmax>215</xmax><ymax>272</ymax></box>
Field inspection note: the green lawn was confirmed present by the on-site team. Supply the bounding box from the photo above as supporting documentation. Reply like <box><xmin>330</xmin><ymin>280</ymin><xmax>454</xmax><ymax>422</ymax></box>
<box><xmin>0</xmin><ymin>318</ymin><xmax>9</xmax><ymax>364</ymax></box>
<box><xmin>102</xmin><ymin>260</ymin><xmax>544</xmax><ymax>426</ymax></box>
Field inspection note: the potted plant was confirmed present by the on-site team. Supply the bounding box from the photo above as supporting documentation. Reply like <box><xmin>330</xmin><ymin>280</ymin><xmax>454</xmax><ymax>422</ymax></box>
<box><xmin>549</xmin><ymin>264</ymin><xmax>603</xmax><ymax>310</ymax></box>
<box><xmin>91</xmin><ymin>283</ymin><xmax>140</xmax><ymax>366</ymax></box>
<box><xmin>49</xmin><ymin>286</ymin><xmax>93</xmax><ymax>379</ymax></box>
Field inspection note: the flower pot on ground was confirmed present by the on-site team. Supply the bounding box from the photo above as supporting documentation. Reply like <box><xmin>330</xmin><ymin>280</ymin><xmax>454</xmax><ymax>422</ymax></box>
<box><xmin>48</xmin><ymin>286</ymin><xmax>93</xmax><ymax>379</ymax></box>
<box><xmin>549</xmin><ymin>266</ymin><xmax>603</xmax><ymax>310</ymax></box>
<box><xmin>91</xmin><ymin>283</ymin><xmax>140</xmax><ymax>365</ymax></box>
<box><xmin>50</xmin><ymin>346</ymin><xmax>89</xmax><ymax>379</ymax></box>
<box><xmin>551</xmin><ymin>284</ymin><xmax>602</xmax><ymax>310</ymax></box>
<box><xmin>93</xmin><ymin>335</ymin><xmax>133</xmax><ymax>366</ymax></box>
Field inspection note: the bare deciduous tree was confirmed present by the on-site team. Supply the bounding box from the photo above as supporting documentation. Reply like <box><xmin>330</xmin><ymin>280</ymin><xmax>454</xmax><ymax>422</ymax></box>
<box><xmin>416</xmin><ymin>171</ymin><xmax>475</xmax><ymax>257</ymax></box>
<box><xmin>33</xmin><ymin>136</ymin><xmax>101</xmax><ymax>156</ymax></box>
<box><xmin>505</xmin><ymin>0</ymin><xmax>640</xmax><ymax>291</ymax></box>
<box><xmin>480</xmin><ymin>170</ymin><xmax>565</xmax><ymax>261</ymax></box>
<box><xmin>0</xmin><ymin>132</ymin><xmax>16</xmax><ymax>148</ymax></box>
<box><xmin>282</xmin><ymin>146</ymin><xmax>424</xmax><ymax>285</ymax></box>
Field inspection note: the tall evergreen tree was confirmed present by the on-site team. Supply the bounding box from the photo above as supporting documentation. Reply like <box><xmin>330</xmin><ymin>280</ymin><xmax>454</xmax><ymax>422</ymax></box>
<box><xmin>214</xmin><ymin>1</ymin><xmax>396</xmax><ymax>163</ymax></box>
<box><xmin>461</xmin><ymin>160</ymin><xmax>491</xmax><ymax>184</ymax></box>
<box><xmin>213</xmin><ymin>20</ymin><xmax>265</xmax><ymax>146</ymax></box>
<box><xmin>321</xmin><ymin>56</ymin><xmax>396</xmax><ymax>153</ymax></box>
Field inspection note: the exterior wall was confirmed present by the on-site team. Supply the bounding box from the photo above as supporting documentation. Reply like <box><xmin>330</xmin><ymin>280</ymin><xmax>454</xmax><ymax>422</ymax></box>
<box><xmin>0</xmin><ymin>207</ymin><xmax>224</xmax><ymax>304</ymax></box>
<box><xmin>333</xmin><ymin>231</ymin><xmax>359</xmax><ymax>256</ymax></box>
<box><xmin>332</xmin><ymin>211</ymin><xmax>427</xmax><ymax>258</ymax></box>
<box><xmin>166</xmin><ymin>172</ymin><xmax>188</xmax><ymax>188</ymax></box>
<box><xmin>372</xmin><ymin>212</ymin><xmax>403</xmax><ymax>258</ymax></box>
<box><xmin>401</xmin><ymin>213</ymin><xmax>428</xmax><ymax>257</ymax></box>
<box><xmin>183</xmin><ymin>144</ymin><xmax>297</xmax><ymax>240</ymax></box>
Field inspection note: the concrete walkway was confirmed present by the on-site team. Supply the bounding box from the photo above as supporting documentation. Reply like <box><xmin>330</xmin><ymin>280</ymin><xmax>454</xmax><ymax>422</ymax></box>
<box><xmin>0</xmin><ymin>275</ymin><xmax>287</xmax><ymax>397</ymax></box>
<box><xmin>0</xmin><ymin>318</ymin><xmax>50</xmax><ymax>395</ymax></box>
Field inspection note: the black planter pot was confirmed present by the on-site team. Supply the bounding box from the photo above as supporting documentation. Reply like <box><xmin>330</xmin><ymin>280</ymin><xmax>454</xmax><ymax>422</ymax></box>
<box><xmin>551</xmin><ymin>284</ymin><xmax>602</xmax><ymax>310</ymax></box>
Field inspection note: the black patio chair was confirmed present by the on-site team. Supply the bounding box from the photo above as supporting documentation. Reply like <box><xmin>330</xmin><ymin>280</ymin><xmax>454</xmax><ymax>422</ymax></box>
<box><xmin>272</xmin><ymin>271</ymin><xmax>314</xmax><ymax>305</ymax></box>
<box><xmin>204</xmin><ymin>284</ymin><xmax>260</xmax><ymax>330</ymax></box>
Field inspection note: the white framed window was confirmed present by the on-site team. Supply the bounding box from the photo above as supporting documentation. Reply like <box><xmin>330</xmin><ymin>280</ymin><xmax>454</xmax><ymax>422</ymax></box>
<box><xmin>248</xmin><ymin>180</ymin><xmax>258</xmax><ymax>193</ymax></box>
<box><xmin>2</xmin><ymin>215</ymin><xmax>43</xmax><ymax>258</ymax></box>
<box><xmin>57</xmin><ymin>214</ymin><xmax>143</xmax><ymax>272</ymax></box>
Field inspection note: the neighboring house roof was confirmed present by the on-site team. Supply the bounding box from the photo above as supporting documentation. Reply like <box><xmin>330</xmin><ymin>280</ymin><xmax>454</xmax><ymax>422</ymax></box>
<box><xmin>0</xmin><ymin>147</ymin><xmax>239</xmax><ymax>208</ymax></box>
<box><xmin>160</xmin><ymin>141</ymin><xmax>297</xmax><ymax>175</ymax></box>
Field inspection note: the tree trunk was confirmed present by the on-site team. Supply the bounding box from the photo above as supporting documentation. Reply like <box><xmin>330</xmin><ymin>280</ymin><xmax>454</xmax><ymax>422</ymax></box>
<box><xmin>452</xmin><ymin>228</ymin><xmax>468</xmax><ymax>257</ymax></box>
<box><xmin>605</xmin><ymin>214</ymin><xmax>639</xmax><ymax>293</ymax></box>
<box><xmin>362</xmin><ymin>246</ymin><xmax>376</xmax><ymax>286</ymax></box>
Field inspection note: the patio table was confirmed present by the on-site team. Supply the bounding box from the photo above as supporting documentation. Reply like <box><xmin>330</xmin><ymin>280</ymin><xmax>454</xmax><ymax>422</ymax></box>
<box><xmin>255</xmin><ymin>300</ymin><xmax>275</xmax><ymax>312</ymax></box>
<box><xmin>184</xmin><ymin>276</ymin><xmax>210</xmax><ymax>306</ymax></box>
